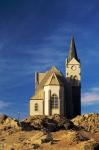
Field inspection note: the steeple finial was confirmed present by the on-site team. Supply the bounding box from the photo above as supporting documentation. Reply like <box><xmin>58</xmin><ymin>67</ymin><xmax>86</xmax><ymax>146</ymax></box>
<box><xmin>67</xmin><ymin>35</ymin><xmax>79</xmax><ymax>62</ymax></box>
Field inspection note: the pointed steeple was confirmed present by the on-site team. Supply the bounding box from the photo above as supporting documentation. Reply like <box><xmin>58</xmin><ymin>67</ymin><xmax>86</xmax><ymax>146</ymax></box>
<box><xmin>67</xmin><ymin>35</ymin><xmax>79</xmax><ymax>62</ymax></box>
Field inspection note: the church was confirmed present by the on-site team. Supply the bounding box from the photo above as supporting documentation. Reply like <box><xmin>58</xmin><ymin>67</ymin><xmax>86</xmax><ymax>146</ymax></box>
<box><xmin>29</xmin><ymin>36</ymin><xmax>81</xmax><ymax>119</ymax></box>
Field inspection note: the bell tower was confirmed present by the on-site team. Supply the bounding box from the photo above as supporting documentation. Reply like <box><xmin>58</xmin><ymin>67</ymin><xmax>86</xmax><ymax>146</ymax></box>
<box><xmin>65</xmin><ymin>36</ymin><xmax>81</xmax><ymax>118</ymax></box>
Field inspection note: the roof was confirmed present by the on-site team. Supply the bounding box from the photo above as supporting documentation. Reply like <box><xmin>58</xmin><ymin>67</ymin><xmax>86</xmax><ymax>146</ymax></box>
<box><xmin>45</xmin><ymin>73</ymin><xmax>63</xmax><ymax>86</ymax></box>
<box><xmin>67</xmin><ymin>36</ymin><xmax>80</xmax><ymax>63</ymax></box>
<box><xmin>36</xmin><ymin>66</ymin><xmax>63</xmax><ymax>90</ymax></box>
<box><xmin>30</xmin><ymin>66</ymin><xmax>65</xmax><ymax>100</ymax></box>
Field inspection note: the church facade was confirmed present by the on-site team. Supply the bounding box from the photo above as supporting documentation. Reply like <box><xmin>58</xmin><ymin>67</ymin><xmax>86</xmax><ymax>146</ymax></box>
<box><xmin>29</xmin><ymin>36</ymin><xmax>81</xmax><ymax>118</ymax></box>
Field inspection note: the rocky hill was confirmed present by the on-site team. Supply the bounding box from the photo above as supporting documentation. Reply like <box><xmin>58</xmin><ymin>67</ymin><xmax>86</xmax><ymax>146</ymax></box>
<box><xmin>0</xmin><ymin>114</ymin><xmax>99</xmax><ymax>150</ymax></box>
<box><xmin>72</xmin><ymin>113</ymin><xmax>99</xmax><ymax>133</ymax></box>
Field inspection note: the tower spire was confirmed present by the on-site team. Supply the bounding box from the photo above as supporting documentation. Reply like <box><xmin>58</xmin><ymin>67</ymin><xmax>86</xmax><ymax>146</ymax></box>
<box><xmin>67</xmin><ymin>35</ymin><xmax>79</xmax><ymax>62</ymax></box>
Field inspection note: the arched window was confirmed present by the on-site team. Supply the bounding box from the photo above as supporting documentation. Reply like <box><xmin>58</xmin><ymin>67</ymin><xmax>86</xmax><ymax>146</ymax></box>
<box><xmin>70</xmin><ymin>75</ymin><xmax>73</xmax><ymax>80</ymax></box>
<box><xmin>51</xmin><ymin>94</ymin><xmax>58</xmax><ymax>109</ymax></box>
<box><xmin>34</xmin><ymin>103</ymin><xmax>38</xmax><ymax>111</ymax></box>
<box><xmin>73</xmin><ymin>75</ymin><xmax>78</xmax><ymax>86</ymax></box>
<box><xmin>74</xmin><ymin>75</ymin><xmax>78</xmax><ymax>80</ymax></box>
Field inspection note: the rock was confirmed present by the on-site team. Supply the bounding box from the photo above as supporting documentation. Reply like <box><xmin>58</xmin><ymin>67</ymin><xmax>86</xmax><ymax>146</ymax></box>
<box><xmin>72</xmin><ymin>113</ymin><xmax>99</xmax><ymax>133</ymax></box>
<box><xmin>41</xmin><ymin>132</ymin><xmax>53</xmax><ymax>144</ymax></box>
<box><xmin>0</xmin><ymin>114</ymin><xmax>21</xmax><ymax>130</ymax></box>
<box><xmin>41</xmin><ymin>117</ymin><xmax>58</xmax><ymax>132</ymax></box>
<box><xmin>52</xmin><ymin>114</ymin><xmax>74</xmax><ymax>130</ymax></box>
<box><xmin>10</xmin><ymin>148</ymin><xmax>14</xmax><ymax>150</ymax></box>
<box><xmin>0</xmin><ymin>114</ymin><xmax>7</xmax><ymax>124</ymax></box>
<box><xmin>21</xmin><ymin>115</ymin><xmax>75</xmax><ymax>131</ymax></box>
<box><xmin>32</xmin><ymin>144</ymin><xmax>40</xmax><ymax>149</ymax></box>
<box><xmin>21</xmin><ymin>115</ymin><xmax>45</xmax><ymax>130</ymax></box>
<box><xmin>65</xmin><ymin>131</ymin><xmax>89</xmax><ymax>144</ymax></box>
<box><xmin>82</xmin><ymin>140</ymin><xmax>99</xmax><ymax>150</ymax></box>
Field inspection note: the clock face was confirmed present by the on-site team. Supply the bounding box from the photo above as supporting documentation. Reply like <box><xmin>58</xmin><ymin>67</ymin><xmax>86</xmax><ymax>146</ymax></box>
<box><xmin>71</xmin><ymin>65</ymin><xmax>76</xmax><ymax>71</ymax></box>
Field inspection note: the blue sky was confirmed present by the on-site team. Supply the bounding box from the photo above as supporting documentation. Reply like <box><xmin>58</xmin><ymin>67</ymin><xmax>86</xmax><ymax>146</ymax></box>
<box><xmin>0</xmin><ymin>0</ymin><xmax>99</xmax><ymax>119</ymax></box>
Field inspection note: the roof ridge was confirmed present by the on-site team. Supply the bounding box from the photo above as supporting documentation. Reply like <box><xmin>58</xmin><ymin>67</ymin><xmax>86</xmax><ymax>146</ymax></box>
<box><xmin>36</xmin><ymin>66</ymin><xmax>63</xmax><ymax>92</ymax></box>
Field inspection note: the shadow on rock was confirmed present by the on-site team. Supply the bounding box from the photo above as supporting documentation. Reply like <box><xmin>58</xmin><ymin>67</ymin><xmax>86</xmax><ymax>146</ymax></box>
<box><xmin>20</xmin><ymin>114</ymin><xmax>78</xmax><ymax>132</ymax></box>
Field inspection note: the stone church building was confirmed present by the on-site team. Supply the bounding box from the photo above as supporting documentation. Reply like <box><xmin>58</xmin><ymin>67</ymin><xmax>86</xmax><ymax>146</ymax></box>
<box><xmin>29</xmin><ymin>36</ymin><xmax>81</xmax><ymax>118</ymax></box>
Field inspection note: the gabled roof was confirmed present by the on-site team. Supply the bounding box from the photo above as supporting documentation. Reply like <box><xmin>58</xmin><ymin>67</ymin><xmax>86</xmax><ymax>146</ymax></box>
<box><xmin>67</xmin><ymin>36</ymin><xmax>80</xmax><ymax>63</ymax></box>
<box><xmin>30</xmin><ymin>66</ymin><xmax>65</xmax><ymax>100</ymax></box>
<box><xmin>45</xmin><ymin>73</ymin><xmax>63</xmax><ymax>86</ymax></box>
<box><xmin>36</xmin><ymin>66</ymin><xmax>63</xmax><ymax>91</ymax></box>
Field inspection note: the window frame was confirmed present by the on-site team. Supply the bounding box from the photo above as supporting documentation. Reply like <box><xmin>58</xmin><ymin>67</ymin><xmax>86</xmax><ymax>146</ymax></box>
<box><xmin>50</xmin><ymin>94</ymin><xmax>58</xmax><ymax>109</ymax></box>
<box><xmin>34</xmin><ymin>103</ymin><xmax>38</xmax><ymax>111</ymax></box>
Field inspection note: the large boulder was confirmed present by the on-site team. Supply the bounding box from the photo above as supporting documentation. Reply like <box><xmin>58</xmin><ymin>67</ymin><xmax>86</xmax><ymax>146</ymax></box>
<box><xmin>52</xmin><ymin>114</ymin><xmax>74</xmax><ymax>130</ymax></box>
<box><xmin>64</xmin><ymin>130</ymin><xmax>89</xmax><ymax>144</ymax></box>
<box><xmin>21</xmin><ymin>115</ymin><xmax>45</xmax><ymax>130</ymax></box>
<box><xmin>21</xmin><ymin>114</ymin><xmax>75</xmax><ymax>131</ymax></box>
<box><xmin>72</xmin><ymin>113</ymin><xmax>99</xmax><ymax>133</ymax></box>
<box><xmin>0</xmin><ymin>114</ymin><xmax>20</xmax><ymax>130</ymax></box>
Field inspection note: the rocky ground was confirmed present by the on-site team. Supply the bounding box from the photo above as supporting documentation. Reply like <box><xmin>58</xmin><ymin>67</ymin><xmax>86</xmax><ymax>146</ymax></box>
<box><xmin>72</xmin><ymin>113</ymin><xmax>99</xmax><ymax>133</ymax></box>
<box><xmin>0</xmin><ymin>114</ymin><xmax>99</xmax><ymax>150</ymax></box>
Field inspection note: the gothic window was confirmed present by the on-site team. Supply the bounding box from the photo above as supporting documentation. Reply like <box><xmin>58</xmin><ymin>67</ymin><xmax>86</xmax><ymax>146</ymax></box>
<box><xmin>70</xmin><ymin>75</ymin><xmax>73</xmax><ymax>80</ymax></box>
<box><xmin>51</xmin><ymin>94</ymin><xmax>58</xmax><ymax>109</ymax></box>
<box><xmin>73</xmin><ymin>75</ymin><xmax>78</xmax><ymax>86</ymax></box>
<box><xmin>34</xmin><ymin>103</ymin><xmax>38</xmax><ymax>111</ymax></box>
<box><xmin>69</xmin><ymin>75</ymin><xmax>78</xmax><ymax>86</ymax></box>
<box><xmin>74</xmin><ymin>75</ymin><xmax>78</xmax><ymax>80</ymax></box>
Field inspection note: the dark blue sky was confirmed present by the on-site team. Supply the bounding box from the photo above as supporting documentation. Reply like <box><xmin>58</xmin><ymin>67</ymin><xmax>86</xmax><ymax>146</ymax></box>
<box><xmin>0</xmin><ymin>0</ymin><xmax>99</xmax><ymax>118</ymax></box>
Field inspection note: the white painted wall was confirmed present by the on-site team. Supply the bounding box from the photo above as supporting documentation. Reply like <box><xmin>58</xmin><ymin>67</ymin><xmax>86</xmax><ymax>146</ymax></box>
<box><xmin>30</xmin><ymin>100</ymin><xmax>43</xmax><ymax>115</ymax></box>
<box><xmin>44</xmin><ymin>85</ymin><xmax>64</xmax><ymax>115</ymax></box>
<box><xmin>60</xmin><ymin>87</ymin><xmax>64</xmax><ymax>115</ymax></box>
